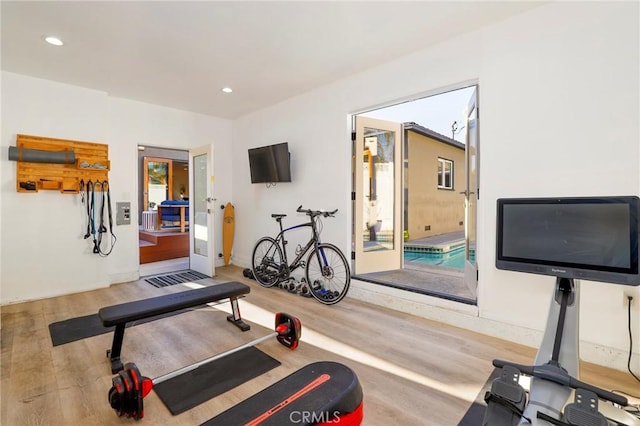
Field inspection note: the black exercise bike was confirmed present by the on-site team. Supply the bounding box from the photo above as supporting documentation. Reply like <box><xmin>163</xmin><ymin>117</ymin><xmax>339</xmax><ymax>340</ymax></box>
<box><xmin>251</xmin><ymin>206</ymin><xmax>351</xmax><ymax>305</ymax></box>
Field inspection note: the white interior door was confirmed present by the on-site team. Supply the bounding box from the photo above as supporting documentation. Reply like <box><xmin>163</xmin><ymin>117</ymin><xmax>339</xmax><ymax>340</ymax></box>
<box><xmin>189</xmin><ymin>145</ymin><xmax>215</xmax><ymax>277</ymax></box>
<box><xmin>354</xmin><ymin>116</ymin><xmax>402</xmax><ymax>274</ymax></box>
<box><xmin>464</xmin><ymin>88</ymin><xmax>479</xmax><ymax>298</ymax></box>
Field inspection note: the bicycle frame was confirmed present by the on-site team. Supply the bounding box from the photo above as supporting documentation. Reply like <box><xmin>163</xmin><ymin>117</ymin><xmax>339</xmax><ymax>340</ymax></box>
<box><xmin>273</xmin><ymin>216</ymin><xmax>326</xmax><ymax>279</ymax></box>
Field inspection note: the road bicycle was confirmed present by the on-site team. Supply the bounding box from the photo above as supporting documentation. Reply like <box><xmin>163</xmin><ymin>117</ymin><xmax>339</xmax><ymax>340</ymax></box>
<box><xmin>251</xmin><ymin>206</ymin><xmax>351</xmax><ymax>305</ymax></box>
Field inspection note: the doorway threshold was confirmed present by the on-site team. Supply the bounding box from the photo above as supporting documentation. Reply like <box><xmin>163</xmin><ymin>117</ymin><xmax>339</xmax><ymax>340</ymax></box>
<box><xmin>352</xmin><ymin>267</ymin><xmax>476</xmax><ymax>306</ymax></box>
<box><xmin>140</xmin><ymin>257</ymin><xmax>189</xmax><ymax>277</ymax></box>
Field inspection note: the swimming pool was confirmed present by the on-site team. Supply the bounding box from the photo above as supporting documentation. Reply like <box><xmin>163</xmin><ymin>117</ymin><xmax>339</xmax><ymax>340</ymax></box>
<box><xmin>404</xmin><ymin>246</ymin><xmax>473</xmax><ymax>270</ymax></box>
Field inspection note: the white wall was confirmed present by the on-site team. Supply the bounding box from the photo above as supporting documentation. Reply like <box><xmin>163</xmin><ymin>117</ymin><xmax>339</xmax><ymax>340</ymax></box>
<box><xmin>232</xmin><ymin>2</ymin><xmax>639</xmax><ymax>371</ymax></box>
<box><xmin>0</xmin><ymin>72</ymin><xmax>233</xmax><ymax>303</ymax></box>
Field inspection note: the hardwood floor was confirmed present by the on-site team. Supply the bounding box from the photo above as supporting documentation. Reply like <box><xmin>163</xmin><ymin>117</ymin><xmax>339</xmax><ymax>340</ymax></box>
<box><xmin>1</xmin><ymin>265</ymin><xmax>638</xmax><ymax>425</ymax></box>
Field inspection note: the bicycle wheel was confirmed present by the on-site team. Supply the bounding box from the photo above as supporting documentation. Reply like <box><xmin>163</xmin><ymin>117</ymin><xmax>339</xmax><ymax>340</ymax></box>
<box><xmin>251</xmin><ymin>237</ymin><xmax>284</xmax><ymax>287</ymax></box>
<box><xmin>305</xmin><ymin>243</ymin><xmax>351</xmax><ymax>305</ymax></box>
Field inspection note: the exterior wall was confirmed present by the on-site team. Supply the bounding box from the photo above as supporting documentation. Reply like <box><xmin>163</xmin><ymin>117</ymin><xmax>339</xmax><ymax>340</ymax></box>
<box><xmin>406</xmin><ymin>131</ymin><xmax>465</xmax><ymax>240</ymax></box>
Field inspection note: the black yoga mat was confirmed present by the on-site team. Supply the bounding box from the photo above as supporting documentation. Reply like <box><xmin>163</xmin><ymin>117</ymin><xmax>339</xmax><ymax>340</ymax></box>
<box><xmin>48</xmin><ymin>306</ymin><xmax>206</xmax><ymax>346</ymax></box>
<box><xmin>49</xmin><ymin>313</ymin><xmax>113</xmax><ymax>346</ymax></box>
<box><xmin>153</xmin><ymin>346</ymin><xmax>281</xmax><ymax>415</ymax></box>
<box><xmin>457</xmin><ymin>368</ymin><xmax>500</xmax><ymax>425</ymax></box>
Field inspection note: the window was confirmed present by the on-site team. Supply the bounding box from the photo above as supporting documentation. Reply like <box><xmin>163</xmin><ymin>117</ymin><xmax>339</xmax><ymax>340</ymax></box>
<box><xmin>437</xmin><ymin>158</ymin><xmax>453</xmax><ymax>189</ymax></box>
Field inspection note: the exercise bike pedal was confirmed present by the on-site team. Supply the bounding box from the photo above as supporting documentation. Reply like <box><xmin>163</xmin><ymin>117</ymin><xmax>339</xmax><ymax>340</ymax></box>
<box><xmin>482</xmin><ymin>365</ymin><xmax>527</xmax><ymax>426</ymax></box>
<box><xmin>563</xmin><ymin>389</ymin><xmax>608</xmax><ymax>426</ymax></box>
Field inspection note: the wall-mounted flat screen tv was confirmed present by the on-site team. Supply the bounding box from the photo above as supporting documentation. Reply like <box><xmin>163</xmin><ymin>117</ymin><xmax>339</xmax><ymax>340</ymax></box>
<box><xmin>248</xmin><ymin>142</ymin><xmax>291</xmax><ymax>184</ymax></box>
<box><xmin>496</xmin><ymin>196</ymin><xmax>639</xmax><ymax>286</ymax></box>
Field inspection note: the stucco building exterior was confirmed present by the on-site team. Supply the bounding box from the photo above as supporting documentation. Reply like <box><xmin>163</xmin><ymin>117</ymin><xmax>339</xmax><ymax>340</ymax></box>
<box><xmin>404</xmin><ymin>122</ymin><xmax>465</xmax><ymax>241</ymax></box>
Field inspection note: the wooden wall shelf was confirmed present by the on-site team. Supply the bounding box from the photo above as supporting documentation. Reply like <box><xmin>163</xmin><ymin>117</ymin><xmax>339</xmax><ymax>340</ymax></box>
<box><xmin>13</xmin><ymin>134</ymin><xmax>109</xmax><ymax>193</ymax></box>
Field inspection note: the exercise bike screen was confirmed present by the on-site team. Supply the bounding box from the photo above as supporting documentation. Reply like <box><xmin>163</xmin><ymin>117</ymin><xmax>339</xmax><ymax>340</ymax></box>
<box><xmin>496</xmin><ymin>197</ymin><xmax>640</xmax><ymax>286</ymax></box>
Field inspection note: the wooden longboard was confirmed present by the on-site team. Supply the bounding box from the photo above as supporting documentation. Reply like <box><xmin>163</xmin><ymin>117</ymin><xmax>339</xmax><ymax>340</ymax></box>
<box><xmin>222</xmin><ymin>203</ymin><xmax>235</xmax><ymax>265</ymax></box>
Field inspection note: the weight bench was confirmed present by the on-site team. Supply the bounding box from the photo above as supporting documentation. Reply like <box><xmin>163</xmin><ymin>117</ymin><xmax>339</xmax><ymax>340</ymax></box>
<box><xmin>98</xmin><ymin>281</ymin><xmax>250</xmax><ymax>373</ymax></box>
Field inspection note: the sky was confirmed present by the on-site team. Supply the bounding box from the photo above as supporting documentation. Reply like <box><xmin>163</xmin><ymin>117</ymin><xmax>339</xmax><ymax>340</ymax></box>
<box><xmin>360</xmin><ymin>85</ymin><xmax>476</xmax><ymax>143</ymax></box>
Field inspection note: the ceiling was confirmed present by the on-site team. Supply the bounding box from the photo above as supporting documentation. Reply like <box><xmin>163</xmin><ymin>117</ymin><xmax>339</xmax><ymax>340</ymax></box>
<box><xmin>2</xmin><ymin>1</ymin><xmax>541</xmax><ymax>119</ymax></box>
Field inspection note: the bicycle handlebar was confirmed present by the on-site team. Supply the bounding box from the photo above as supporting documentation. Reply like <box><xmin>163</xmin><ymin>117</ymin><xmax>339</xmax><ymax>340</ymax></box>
<box><xmin>492</xmin><ymin>359</ymin><xmax>628</xmax><ymax>407</ymax></box>
<box><xmin>296</xmin><ymin>205</ymin><xmax>338</xmax><ymax>217</ymax></box>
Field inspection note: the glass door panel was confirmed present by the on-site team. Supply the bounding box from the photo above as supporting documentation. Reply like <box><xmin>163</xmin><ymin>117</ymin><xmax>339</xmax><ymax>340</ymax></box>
<box><xmin>354</xmin><ymin>116</ymin><xmax>402</xmax><ymax>274</ymax></box>
<box><xmin>189</xmin><ymin>145</ymin><xmax>215</xmax><ymax>277</ymax></box>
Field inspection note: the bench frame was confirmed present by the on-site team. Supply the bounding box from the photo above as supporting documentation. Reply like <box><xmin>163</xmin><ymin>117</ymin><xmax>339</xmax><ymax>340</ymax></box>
<box><xmin>99</xmin><ymin>283</ymin><xmax>250</xmax><ymax>373</ymax></box>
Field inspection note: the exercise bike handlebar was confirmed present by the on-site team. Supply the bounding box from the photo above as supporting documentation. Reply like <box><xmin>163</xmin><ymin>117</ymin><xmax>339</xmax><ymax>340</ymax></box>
<box><xmin>493</xmin><ymin>359</ymin><xmax>628</xmax><ymax>407</ymax></box>
<box><xmin>297</xmin><ymin>205</ymin><xmax>338</xmax><ymax>217</ymax></box>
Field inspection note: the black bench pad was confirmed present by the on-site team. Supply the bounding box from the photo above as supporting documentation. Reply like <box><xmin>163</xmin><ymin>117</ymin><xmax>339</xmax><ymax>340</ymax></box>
<box><xmin>99</xmin><ymin>281</ymin><xmax>250</xmax><ymax>327</ymax></box>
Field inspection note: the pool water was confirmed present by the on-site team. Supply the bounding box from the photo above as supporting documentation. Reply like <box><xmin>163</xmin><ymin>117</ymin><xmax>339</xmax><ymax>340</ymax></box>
<box><xmin>404</xmin><ymin>247</ymin><xmax>470</xmax><ymax>270</ymax></box>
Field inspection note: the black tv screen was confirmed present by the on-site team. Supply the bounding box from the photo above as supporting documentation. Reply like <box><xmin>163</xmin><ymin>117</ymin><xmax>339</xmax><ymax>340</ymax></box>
<box><xmin>496</xmin><ymin>196</ymin><xmax>639</xmax><ymax>286</ymax></box>
<box><xmin>248</xmin><ymin>142</ymin><xmax>291</xmax><ymax>184</ymax></box>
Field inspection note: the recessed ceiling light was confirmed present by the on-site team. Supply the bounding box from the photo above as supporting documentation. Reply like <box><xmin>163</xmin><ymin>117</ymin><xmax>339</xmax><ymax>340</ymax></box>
<box><xmin>44</xmin><ymin>36</ymin><xmax>64</xmax><ymax>46</ymax></box>
<box><xmin>221</xmin><ymin>87</ymin><xmax>233</xmax><ymax>93</ymax></box>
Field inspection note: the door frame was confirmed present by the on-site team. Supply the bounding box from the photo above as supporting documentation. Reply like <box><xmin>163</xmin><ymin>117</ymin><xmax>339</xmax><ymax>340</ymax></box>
<box><xmin>350</xmin><ymin>81</ymin><xmax>480</xmax><ymax>302</ymax></box>
<box><xmin>463</xmin><ymin>87</ymin><xmax>479</xmax><ymax>299</ymax></box>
